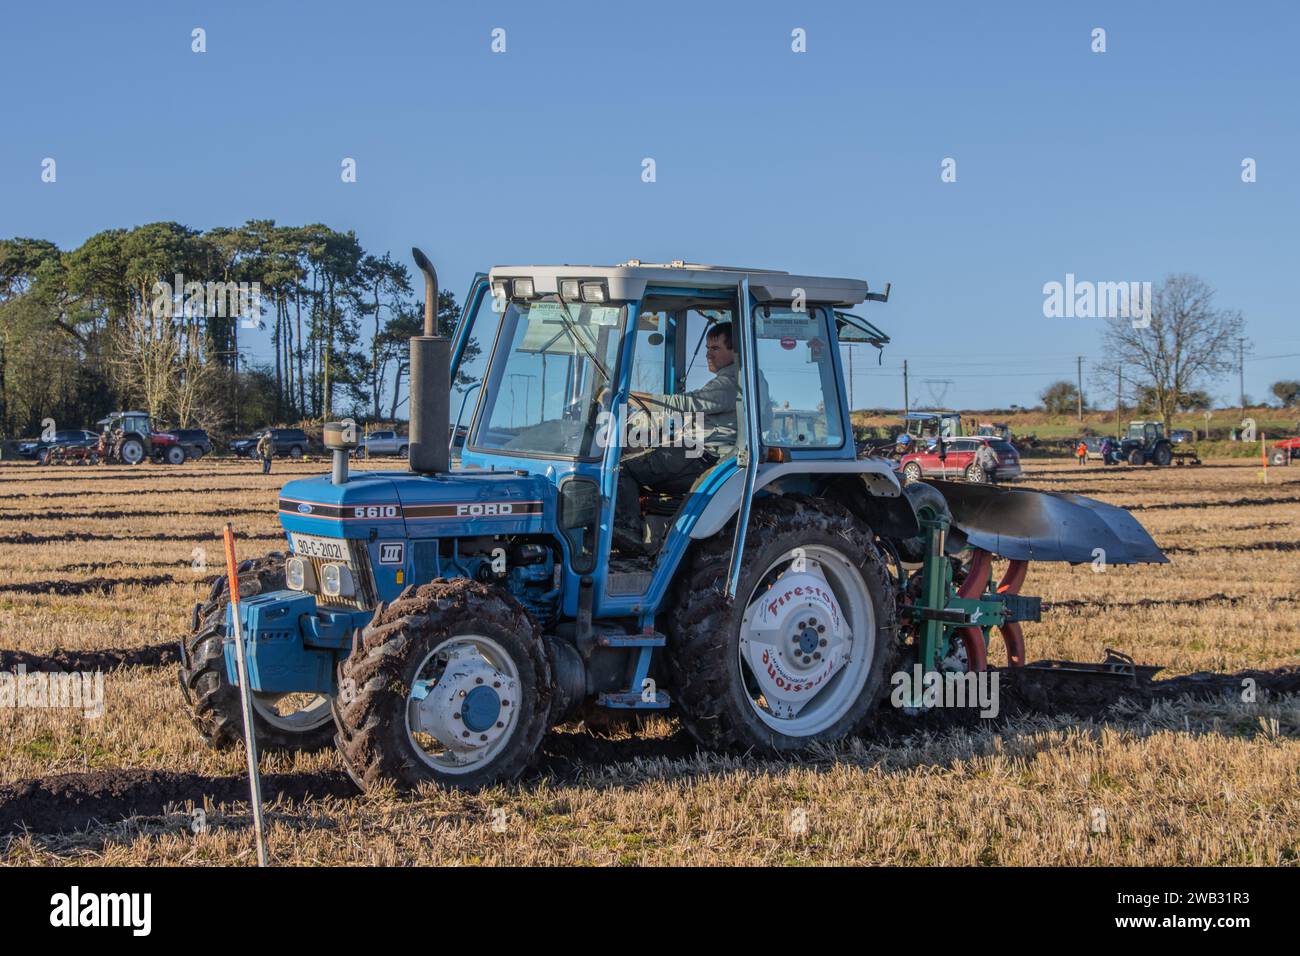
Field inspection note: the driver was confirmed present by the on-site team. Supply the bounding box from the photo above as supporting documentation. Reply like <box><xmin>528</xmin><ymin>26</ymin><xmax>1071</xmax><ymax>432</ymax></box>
<box><xmin>613</xmin><ymin>322</ymin><xmax>739</xmax><ymax>555</ymax></box>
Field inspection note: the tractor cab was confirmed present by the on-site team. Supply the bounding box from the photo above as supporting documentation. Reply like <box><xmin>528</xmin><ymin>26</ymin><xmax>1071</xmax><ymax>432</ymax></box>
<box><xmin>902</xmin><ymin>410</ymin><xmax>963</xmax><ymax>443</ymax></box>
<box><xmin>1126</xmin><ymin>420</ymin><xmax>1164</xmax><ymax>443</ymax></box>
<box><xmin>445</xmin><ymin>262</ymin><xmax>897</xmax><ymax>619</ymax></box>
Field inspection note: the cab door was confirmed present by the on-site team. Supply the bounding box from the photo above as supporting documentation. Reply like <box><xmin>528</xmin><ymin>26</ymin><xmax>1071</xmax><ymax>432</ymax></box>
<box><xmin>448</xmin><ymin>274</ymin><xmax>497</xmax><ymax>449</ymax></box>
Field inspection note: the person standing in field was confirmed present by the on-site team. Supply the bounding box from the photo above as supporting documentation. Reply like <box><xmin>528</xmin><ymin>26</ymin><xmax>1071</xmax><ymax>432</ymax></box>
<box><xmin>1075</xmin><ymin>440</ymin><xmax>1087</xmax><ymax>466</ymax></box>
<box><xmin>256</xmin><ymin>430</ymin><xmax>273</xmax><ymax>475</ymax></box>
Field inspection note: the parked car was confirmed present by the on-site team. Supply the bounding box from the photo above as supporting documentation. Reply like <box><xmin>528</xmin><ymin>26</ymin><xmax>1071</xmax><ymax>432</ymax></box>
<box><xmin>355</xmin><ymin>429</ymin><xmax>409</xmax><ymax>458</ymax></box>
<box><xmin>1080</xmin><ymin>436</ymin><xmax>1108</xmax><ymax>461</ymax></box>
<box><xmin>231</xmin><ymin>428</ymin><xmax>310</xmax><ymax>459</ymax></box>
<box><xmin>899</xmin><ymin>436</ymin><xmax>1021</xmax><ymax>483</ymax></box>
<box><xmin>18</xmin><ymin>429</ymin><xmax>98</xmax><ymax>462</ymax></box>
<box><xmin>1271</xmin><ymin>436</ymin><xmax>1300</xmax><ymax>465</ymax></box>
<box><xmin>174</xmin><ymin>429</ymin><xmax>212</xmax><ymax>459</ymax></box>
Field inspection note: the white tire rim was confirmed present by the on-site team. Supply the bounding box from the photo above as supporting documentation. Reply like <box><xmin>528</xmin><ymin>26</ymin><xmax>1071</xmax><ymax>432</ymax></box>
<box><xmin>737</xmin><ymin>544</ymin><xmax>876</xmax><ymax>738</ymax></box>
<box><xmin>404</xmin><ymin>634</ymin><xmax>522</xmax><ymax>775</ymax></box>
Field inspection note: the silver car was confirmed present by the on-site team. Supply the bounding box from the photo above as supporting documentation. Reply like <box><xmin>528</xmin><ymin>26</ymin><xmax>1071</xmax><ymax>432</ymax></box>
<box><xmin>355</xmin><ymin>429</ymin><xmax>409</xmax><ymax>458</ymax></box>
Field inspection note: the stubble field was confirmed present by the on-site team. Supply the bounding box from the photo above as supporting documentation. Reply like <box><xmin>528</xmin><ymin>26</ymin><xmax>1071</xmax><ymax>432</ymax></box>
<box><xmin>0</xmin><ymin>456</ymin><xmax>1297</xmax><ymax>866</ymax></box>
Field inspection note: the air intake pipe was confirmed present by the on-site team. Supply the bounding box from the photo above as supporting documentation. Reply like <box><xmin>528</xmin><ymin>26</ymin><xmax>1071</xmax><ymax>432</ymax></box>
<box><xmin>409</xmin><ymin>247</ymin><xmax>451</xmax><ymax>474</ymax></box>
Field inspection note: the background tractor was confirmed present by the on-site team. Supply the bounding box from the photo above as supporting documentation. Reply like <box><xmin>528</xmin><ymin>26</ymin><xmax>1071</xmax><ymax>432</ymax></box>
<box><xmin>97</xmin><ymin>411</ymin><xmax>189</xmax><ymax>464</ymax></box>
<box><xmin>179</xmin><ymin>252</ymin><xmax>1166</xmax><ymax>792</ymax></box>
<box><xmin>1118</xmin><ymin>420</ymin><xmax>1175</xmax><ymax>466</ymax></box>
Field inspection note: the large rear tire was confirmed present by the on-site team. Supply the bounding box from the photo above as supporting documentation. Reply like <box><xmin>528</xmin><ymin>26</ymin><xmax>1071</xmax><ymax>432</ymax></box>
<box><xmin>665</xmin><ymin>497</ymin><xmax>898</xmax><ymax>752</ymax></box>
<box><xmin>333</xmin><ymin>579</ymin><xmax>553</xmax><ymax>791</ymax></box>
<box><xmin>178</xmin><ymin>552</ymin><xmax>336</xmax><ymax>751</ymax></box>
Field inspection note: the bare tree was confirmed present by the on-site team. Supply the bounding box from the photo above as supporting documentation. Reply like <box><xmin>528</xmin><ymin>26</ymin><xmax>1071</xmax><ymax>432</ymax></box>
<box><xmin>111</xmin><ymin>310</ymin><xmax>178</xmax><ymax>422</ymax></box>
<box><xmin>1094</xmin><ymin>274</ymin><xmax>1245</xmax><ymax>433</ymax></box>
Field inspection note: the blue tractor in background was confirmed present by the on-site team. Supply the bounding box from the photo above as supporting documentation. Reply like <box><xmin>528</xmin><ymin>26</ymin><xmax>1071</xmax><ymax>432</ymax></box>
<box><xmin>179</xmin><ymin>251</ymin><xmax>1166</xmax><ymax>790</ymax></box>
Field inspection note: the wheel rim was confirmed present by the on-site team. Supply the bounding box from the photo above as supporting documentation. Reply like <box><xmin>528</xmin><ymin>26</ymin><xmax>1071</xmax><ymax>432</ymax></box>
<box><xmin>251</xmin><ymin>692</ymin><xmax>334</xmax><ymax>733</ymax></box>
<box><xmin>121</xmin><ymin>442</ymin><xmax>143</xmax><ymax>464</ymax></box>
<box><xmin>403</xmin><ymin>634</ymin><xmax>522</xmax><ymax>775</ymax></box>
<box><xmin>904</xmin><ymin>464</ymin><xmax>920</xmax><ymax>482</ymax></box>
<box><xmin>736</xmin><ymin>545</ymin><xmax>876</xmax><ymax>738</ymax></box>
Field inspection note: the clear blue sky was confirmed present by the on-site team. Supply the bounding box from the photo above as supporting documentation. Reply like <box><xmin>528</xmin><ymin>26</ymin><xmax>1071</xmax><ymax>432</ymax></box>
<box><xmin>2</xmin><ymin>0</ymin><xmax>1297</xmax><ymax>411</ymax></box>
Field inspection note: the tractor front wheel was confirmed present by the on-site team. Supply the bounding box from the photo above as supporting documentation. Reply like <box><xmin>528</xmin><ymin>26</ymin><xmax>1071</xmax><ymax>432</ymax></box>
<box><xmin>1151</xmin><ymin>442</ymin><xmax>1173</xmax><ymax>466</ymax></box>
<box><xmin>118</xmin><ymin>436</ymin><xmax>146</xmax><ymax>465</ymax></box>
<box><xmin>165</xmin><ymin>445</ymin><xmax>186</xmax><ymax>465</ymax></box>
<box><xmin>178</xmin><ymin>552</ymin><xmax>336</xmax><ymax>751</ymax></box>
<box><xmin>1127</xmin><ymin>448</ymin><xmax>1145</xmax><ymax>466</ymax></box>
<box><xmin>333</xmin><ymin>579</ymin><xmax>553</xmax><ymax>791</ymax></box>
<box><xmin>666</xmin><ymin>497</ymin><xmax>897</xmax><ymax>752</ymax></box>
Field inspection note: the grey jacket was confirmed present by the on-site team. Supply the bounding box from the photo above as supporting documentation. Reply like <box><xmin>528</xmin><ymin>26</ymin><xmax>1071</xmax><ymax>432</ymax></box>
<box><xmin>646</xmin><ymin>361</ymin><xmax>740</xmax><ymax>458</ymax></box>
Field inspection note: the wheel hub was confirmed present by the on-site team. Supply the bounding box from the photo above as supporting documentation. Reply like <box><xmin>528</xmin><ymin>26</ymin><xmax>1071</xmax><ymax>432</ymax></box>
<box><xmin>409</xmin><ymin>647</ymin><xmax>517</xmax><ymax>756</ymax></box>
<box><xmin>739</xmin><ymin>563</ymin><xmax>852</xmax><ymax>719</ymax></box>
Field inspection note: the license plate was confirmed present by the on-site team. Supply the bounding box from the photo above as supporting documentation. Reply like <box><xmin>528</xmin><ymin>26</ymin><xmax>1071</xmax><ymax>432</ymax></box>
<box><xmin>290</xmin><ymin>533</ymin><xmax>351</xmax><ymax>563</ymax></box>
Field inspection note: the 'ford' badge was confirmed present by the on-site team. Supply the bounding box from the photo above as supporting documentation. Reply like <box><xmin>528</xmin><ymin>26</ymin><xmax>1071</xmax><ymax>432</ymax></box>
<box><xmin>297</xmin><ymin>503</ymin><xmax>313</xmax><ymax>514</ymax></box>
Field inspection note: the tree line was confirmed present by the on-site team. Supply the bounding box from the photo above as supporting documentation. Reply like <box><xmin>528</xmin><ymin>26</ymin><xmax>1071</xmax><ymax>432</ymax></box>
<box><xmin>0</xmin><ymin>222</ymin><xmax>462</xmax><ymax>439</ymax></box>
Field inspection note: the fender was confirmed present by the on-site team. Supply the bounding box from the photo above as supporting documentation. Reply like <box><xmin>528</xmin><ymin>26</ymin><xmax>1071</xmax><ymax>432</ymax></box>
<box><xmin>690</xmin><ymin>459</ymin><xmax>912</xmax><ymax>539</ymax></box>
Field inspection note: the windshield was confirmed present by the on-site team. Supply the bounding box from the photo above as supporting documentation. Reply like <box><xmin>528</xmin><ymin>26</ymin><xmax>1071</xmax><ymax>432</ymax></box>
<box><xmin>470</xmin><ymin>297</ymin><xmax>627</xmax><ymax>459</ymax></box>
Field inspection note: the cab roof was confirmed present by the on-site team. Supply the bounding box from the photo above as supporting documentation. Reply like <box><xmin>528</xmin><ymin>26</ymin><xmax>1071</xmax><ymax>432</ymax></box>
<box><xmin>488</xmin><ymin>260</ymin><xmax>878</xmax><ymax>307</ymax></box>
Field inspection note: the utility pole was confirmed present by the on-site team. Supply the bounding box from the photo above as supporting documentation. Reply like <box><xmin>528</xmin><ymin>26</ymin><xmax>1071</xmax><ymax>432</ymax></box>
<box><xmin>902</xmin><ymin>360</ymin><xmax>909</xmax><ymax>413</ymax></box>
<box><xmin>1076</xmin><ymin>355</ymin><xmax>1084</xmax><ymax>422</ymax></box>
<box><xmin>1116</xmin><ymin>365</ymin><xmax>1123</xmax><ymax>438</ymax></box>
<box><xmin>1238</xmin><ymin>337</ymin><xmax>1246</xmax><ymax>416</ymax></box>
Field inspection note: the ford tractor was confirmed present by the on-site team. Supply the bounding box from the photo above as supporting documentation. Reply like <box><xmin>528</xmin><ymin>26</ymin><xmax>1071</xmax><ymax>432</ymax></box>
<box><xmin>179</xmin><ymin>252</ymin><xmax>1167</xmax><ymax>790</ymax></box>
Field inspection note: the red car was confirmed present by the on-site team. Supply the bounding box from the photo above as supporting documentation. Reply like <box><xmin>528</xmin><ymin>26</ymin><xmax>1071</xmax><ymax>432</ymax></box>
<box><xmin>1272</xmin><ymin>436</ymin><xmax>1300</xmax><ymax>465</ymax></box>
<box><xmin>899</xmin><ymin>436</ymin><xmax>1021</xmax><ymax>483</ymax></box>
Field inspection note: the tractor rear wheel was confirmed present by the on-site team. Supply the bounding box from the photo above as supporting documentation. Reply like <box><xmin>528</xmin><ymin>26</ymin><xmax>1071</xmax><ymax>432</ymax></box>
<box><xmin>178</xmin><ymin>551</ymin><xmax>336</xmax><ymax>751</ymax></box>
<box><xmin>333</xmin><ymin>579</ymin><xmax>553</xmax><ymax>791</ymax></box>
<box><xmin>665</xmin><ymin>496</ymin><xmax>897</xmax><ymax>752</ymax></box>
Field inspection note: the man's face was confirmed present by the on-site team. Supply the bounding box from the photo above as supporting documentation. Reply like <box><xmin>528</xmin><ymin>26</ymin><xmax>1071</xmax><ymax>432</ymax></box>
<box><xmin>705</xmin><ymin>333</ymin><xmax>735</xmax><ymax>373</ymax></box>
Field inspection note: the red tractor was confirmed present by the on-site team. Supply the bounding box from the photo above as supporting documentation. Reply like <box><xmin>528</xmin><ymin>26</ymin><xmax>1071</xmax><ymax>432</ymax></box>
<box><xmin>96</xmin><ymin>411</ymin><xmax>189</xmax><ymax>465</ymax></box>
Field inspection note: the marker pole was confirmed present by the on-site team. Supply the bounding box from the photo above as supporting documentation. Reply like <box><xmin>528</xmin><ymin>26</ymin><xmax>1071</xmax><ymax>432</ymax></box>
<box><xmin>223</xmin><ymin>523</ymin><xmax>269</xmax><ymax>867</ymax></box>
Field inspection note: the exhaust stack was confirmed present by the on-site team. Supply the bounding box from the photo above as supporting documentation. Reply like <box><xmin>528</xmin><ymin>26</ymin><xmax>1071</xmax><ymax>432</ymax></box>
<box><xmin>322</xmin><ymin>422</ymin><xmax>356</xmax><ymax>485</ymax></box>
<box><xmin>408</xmin><ymin>247</ymin><xmax>450</xmax><ymax>474</ymax></box>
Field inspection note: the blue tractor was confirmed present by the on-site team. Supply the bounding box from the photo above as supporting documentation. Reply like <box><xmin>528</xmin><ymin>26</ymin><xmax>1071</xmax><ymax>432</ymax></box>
<box><xmin>179</xmin><ymin>251</ymin><xmax>1167</xmax><ymax>790</ymax></box>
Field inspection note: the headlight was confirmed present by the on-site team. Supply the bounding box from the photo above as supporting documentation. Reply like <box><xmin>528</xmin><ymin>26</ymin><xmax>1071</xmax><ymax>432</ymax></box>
<box><xmin>580</xmin><ymin>282</ymin><xmax>606</xmax><ymax>302</ymax></box>
<box><xmin>320</xmin><ymin>563</ymin><xmax>355</xmax><ymax>598</ymax></box>
<box><xmin>559</xmin><ymin>279</ymin><xmax>580</xmax><ymax>300</ymax></box>
<box><xmin>285</xmin><ymin>556</ymin><xmax>315</xmax><ymax>591</ymax></box>
<box><xmin>512</xmin><ymin>278</ymin><xmax>534</xmax><ymax>298</ymax></box>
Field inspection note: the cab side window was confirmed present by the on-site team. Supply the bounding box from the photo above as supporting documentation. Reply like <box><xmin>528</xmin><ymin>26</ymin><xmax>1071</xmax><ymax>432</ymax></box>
<box><xmin>752</xmin><ymin>305</ymin><xmax>842</xmax><ymax>448</ymax></box>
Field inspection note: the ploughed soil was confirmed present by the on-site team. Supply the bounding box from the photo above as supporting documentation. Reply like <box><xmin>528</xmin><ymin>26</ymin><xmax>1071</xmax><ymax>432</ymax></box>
<box><xmin>3</xmin><ymin>664</ymin><xmax>1296</xmax><ymax>837</ymax></box>
<box><xmin>0</xmin><ymin>641</ymin><xmax>179</xmax><ymax>673</ymax></box>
